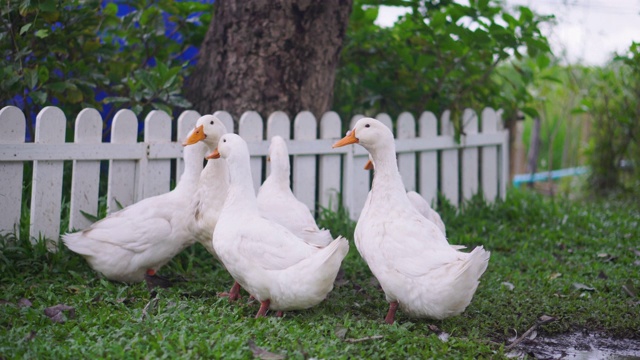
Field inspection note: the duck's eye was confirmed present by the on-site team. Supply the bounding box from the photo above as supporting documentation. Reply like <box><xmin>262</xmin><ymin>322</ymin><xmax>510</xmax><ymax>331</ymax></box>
<box><xmin>210</xmin><ymin>120</ymin><xmax>214</xmax><ymax>125</ymax></box>
<box><xmin>365</xmin><ymin>124</ymin><xmax>370</xmax><ymax>128</ymax></box>
<box><xmin>223</xmin><ymin>139</ymin><xmax>227</xmax><ymax>143</ymax></box>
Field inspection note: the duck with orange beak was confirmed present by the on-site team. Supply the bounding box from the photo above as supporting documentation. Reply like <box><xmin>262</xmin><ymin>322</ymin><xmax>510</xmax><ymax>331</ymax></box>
<box><xmin>333</xmin><ymin>118</ymin><xmax>490</xmax><ymax>324</ymax></box>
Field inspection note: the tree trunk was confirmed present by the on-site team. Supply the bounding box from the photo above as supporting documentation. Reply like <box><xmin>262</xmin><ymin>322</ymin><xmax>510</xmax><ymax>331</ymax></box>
<box><xmin>185</xmin><ymin>0</ymin><xmax>353</xmax><ymax>121</ymax></box>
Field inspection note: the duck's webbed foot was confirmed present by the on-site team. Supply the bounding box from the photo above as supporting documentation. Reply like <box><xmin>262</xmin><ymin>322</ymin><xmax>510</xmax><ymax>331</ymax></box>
<box><xmin>144</xmin><ymin>269</ymin><xmax>173</xmax><ymax>291</ymax></box>
<box><xmin>218</xmin><ymin>281</ymin><xmax>242</xmax><ymax>302</ymax></box>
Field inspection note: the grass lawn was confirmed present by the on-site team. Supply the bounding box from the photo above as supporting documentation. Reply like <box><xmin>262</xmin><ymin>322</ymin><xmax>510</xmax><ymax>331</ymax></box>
<box><xmin>1</xmin><ymin>190</ymin><xmax>639</xmax><ymax>358</ymax></box>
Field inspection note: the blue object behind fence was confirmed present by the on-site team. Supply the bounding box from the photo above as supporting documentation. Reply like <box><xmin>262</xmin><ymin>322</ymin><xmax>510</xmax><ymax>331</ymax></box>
<box><xmin>512</xmin><ymin>167</ymin><xmax>589</xmax><ymax>187</ymax></box>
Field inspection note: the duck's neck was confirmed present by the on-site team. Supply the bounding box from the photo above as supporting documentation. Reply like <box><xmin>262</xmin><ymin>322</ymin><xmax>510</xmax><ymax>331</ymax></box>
<box><xmin>225</xmin><ymin>155</ymin><xmax>260</xmax><ymax>216</ymax></box>
<box><xmin>369</xmin><ymin>142</ymin><xmax>407</xmax><ymax>199</ymax></box>
<box><xmin>176</xmin><ymin>143</ymin><xmax>206</xmax><ymax>190</ymax></box>
<box><xmin>265</xmin><ymin>159</ymin><xmax>290</xmax><ymax>188</ymax></box>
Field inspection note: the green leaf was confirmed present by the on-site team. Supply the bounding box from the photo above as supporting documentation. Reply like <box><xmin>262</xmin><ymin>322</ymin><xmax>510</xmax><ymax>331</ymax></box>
<box><xmin>103</xmin><ymin>96</ymin><xmax>131</xmax><ymax>104</ymax></box>
<box><xmin>521</xmin><ymin>106</ymin><xmax>539</xmax><ymax>118</ymax></box>
<box><xmin>19</xmin><ymin>23</ymin><xmax>32</xmax><ymax>35</ymax></box>
<box><xmin>34</xmin><ymin>29</ymin><xmax>49</xmax><ymax>38</ymax></box>
<box><xmin>536</xmin><ymin>54</ymin><xmax>550</xmax><ymax>69</ymax></box>
<box><xmin>30</xmin><ymin>91</ymin><xmax>47</xmax><ymax>105</ymax></box>
<box><xmin>540</xmin><ymin>75</ymin><xmax>562</xmax><ymax>84</ymax></box>
<box><xmin>44</xmin><ymin>82</ymin><xmax>71</xmax><ymax>92</ymax></box>
<box><xmin>103</xmin><ymin>3</ymin><xmax>118</xmax><ymax>16</ymax></box>
<box><xmin>67</xmin><ymin>88</ymin><xmax>84</xmax><ymax>103</ymax></box>
<box><xmin>79</xmin><ymin>210</ymin><xmax>100</xmax><ymax>223</ymax></box>
<box><xmin>38</xmin><ymin>0</ymin><xmax>56</xmax><ymax>12</ymax></box>
<box><xmin>24</xmin><ymin>68</ymin><xmax>38</xmax><ymax>89</ymax></box>
<box><xmin>38</xmin><ymin>66</ymin><xmax>49</xmax><ymax>84</ymax></box>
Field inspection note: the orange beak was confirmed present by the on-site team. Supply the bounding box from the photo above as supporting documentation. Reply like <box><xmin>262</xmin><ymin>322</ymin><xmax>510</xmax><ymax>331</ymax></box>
<box><xmin>183</xmin><ymin>125</ymin><xmax>206</xmax><ymax>146</ymax></box>
<box><xmin>206</xmin><ymin>148</ymin><xmax>220</xmax><ymax>160</ymax></box>
<box><xmin>364</xmin><ymin>159</ymin><xmax>374</xmax><ymax>170</ymax></box>
<box><xmin>332</xmin><ymin>129</ymin><xmax>358</xmax><ymax>148</ymax></box>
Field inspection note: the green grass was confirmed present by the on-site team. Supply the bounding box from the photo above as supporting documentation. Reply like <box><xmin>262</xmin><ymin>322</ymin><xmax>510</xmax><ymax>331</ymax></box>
<box><xmin>1</xmin><ymin>190</ymin><xmax>639</xmax><ymax>358</ymax></box>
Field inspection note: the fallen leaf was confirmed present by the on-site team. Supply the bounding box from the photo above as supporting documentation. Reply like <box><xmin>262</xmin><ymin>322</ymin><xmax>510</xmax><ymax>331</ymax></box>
<box><xmin>538</xmin><ymin>315</ymin><xmax>556</xmax><ymax>324</ymax></box>
<box><xmin>501</xmin><ymin>282</ymin><xmax>515</xmax><ymax>291</ymax></box>
<box><xmin>18</xmin><ymin>298</ymin><xmax>32</xmax><ymax>308</ymax></box>
<box><xmin>527</xmin><ymin>330</ymin><xmax>537</xmax><ymax>340</ymax></box>
<box><xmin>334</xmin><ymin>326</ymin><xmax>348</xmax><ymax>340</ymax></box>
<box><xmin>635</xmin><ymin>260</ymin><xmax>640</xmax><ymax>267</ymax></box>
<box><xmin>438</xmin><ymin>332</ymin><xmax>450</xmax><ymax>342</ymax></box>
<box><xmin>630</xmin><ymin>248</ymin><xmax>640</xmax><ymax>257</ymax></box>
<box><xmin>44</xmin><ymin>304</ymin><xmax>75</xmax><ymax>323</ymax></box>
<box><xmin>549</xmin><ymin>273</ymin><xmax>562</xmax><ymax>280</ymax></box>
<box><xmin>116</xmin><ymin>297</ymin><xmax>135</xmax><ymax>305</ymax></box>
<box><xmin>247</xmin><ymin>339</ymin><xmax>285</xmax><ymax>360</ymax></box>
<box><xmin>67</xmin><ymin>286</ymin><xmax>81</xmax><ymax>294</ymax></box>
<box><xmin>597</xmin><ymin>271</ymin><xmax>608</xmax><ymax>279</ymax></box>
<box><xmin>573</xmin><ymin>283</ymin><xmax>595</xmax><ymax>292</ymax></box>
<box><xmin>622</xmin><ymin>280</ymin><xmax>637</xmax><ymax>298</ymax></box>
<box><xmin>597</xmin><ymin>253</ymin><xmax>609</xmax><ymax>258</ymax></box>
<box><xmin>344</xmin><ymin>335</ymin><xmax>384</xmax><ymax>343</ymax></box>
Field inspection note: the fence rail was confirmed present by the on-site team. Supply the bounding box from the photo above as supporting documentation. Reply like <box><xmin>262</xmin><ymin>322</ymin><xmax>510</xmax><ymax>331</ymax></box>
<box><xmin>0</xmin><ymin>105</ymin><xmax>509</xmax><ymax>244</ymax></box>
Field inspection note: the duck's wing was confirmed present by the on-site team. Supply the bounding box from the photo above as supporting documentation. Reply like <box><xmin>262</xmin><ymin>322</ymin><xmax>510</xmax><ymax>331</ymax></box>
<box><xmin>78</xmin><ymin>198</ymin><xmax>174</xmax><ymax>254</ymax></box>
<box><xmin>377</xmin><ymin>212</ymin><xmax>463</xmax><ymax>278</ymax></box>
<box><xmin>236</xmin><ymin>218</ymin><xmax>318</xmax><ymax>271</ymax></box>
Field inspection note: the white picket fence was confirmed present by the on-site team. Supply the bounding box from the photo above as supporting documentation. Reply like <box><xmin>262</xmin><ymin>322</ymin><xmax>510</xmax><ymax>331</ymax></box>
<box><xmin>0</xmin><ymin>105</ymin><xmax>509</xmax><ymax>244</ymax></box>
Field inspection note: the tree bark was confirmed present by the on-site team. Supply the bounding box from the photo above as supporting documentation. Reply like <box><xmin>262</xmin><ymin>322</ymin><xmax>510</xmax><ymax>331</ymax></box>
<box><xmin>185</xmin><ymin>0</ymin><xmax>353</xmax><ymax>121</ymax></box>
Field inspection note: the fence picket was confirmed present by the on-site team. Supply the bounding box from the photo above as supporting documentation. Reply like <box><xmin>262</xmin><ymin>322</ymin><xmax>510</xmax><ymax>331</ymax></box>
<box><xmin>213</xmin><ymin>111</ymin><xmax>234</xmax><ymax>135</ymax></box>
<box><xmin>0</xmin><ymin>106</ymin><xmax>25</xmax><ymax>235</ymax></box>
<box><xmin>69</xmin><ymin>108</ymin><xmax>102</xmax><ymax>231</ymax></box>
<box><xmin>107</xmin><ymin>109</ymin><xmax>138</xmax><ymax>214</ymax></box>
<box><xmin>481</xmin><ymin>107</ymin><xmax>499</xmax><ymax>202</ymax></box>
<box><xmin>293</xmin><ymin>111</ymin><xmax>317</xmax><ymax>212</ymax></box>
<box><xmin>30</xmin><ymin>107</ymin><xmax>66</xmax><ymax>246</ymax></box>
<box><xmin>440</xmin><ymin>110</ymin><xmax>459</xmax><ymax>206</ymax></box>
<box><xmin>347</xmin><ymin>115</ymin><xmax>369</xmax><ymax>219</ymax></box>
<box><xmin>266</xmin><ymin>111</ymin><xmax>291</xmax><ymax>177</ymax></box>
<box><xmin>142</xmin><ymin>111</ymin><xmax>171</xmax><ymax>199</ymax></box>
<box><xmin>176</xmin><ymin>110</ymin><xmax>201</xmax><ymax>183</ymax></box>
<box><xmin>397</xmin><ymin>112</ymin><xmax>417</xmax><ymax>192</ymax></box>
<box><xmin>318</xmin><ymin>112</ymin><xmax>342</xmax><ymax>211</ymax></box>
<box><xmin>418</xmin><ymin>111</ymin><xmax>438</xmax><ymax>206</ymax></box>
<box><xmin>462</xmin><ymin>109</ymin><xmax>479</xmax><ymax>201</ymax></box>
<box><xmin>239</xmin><ymin>111</ymin><xmax>264</xmax><ymax>192</ymax></box>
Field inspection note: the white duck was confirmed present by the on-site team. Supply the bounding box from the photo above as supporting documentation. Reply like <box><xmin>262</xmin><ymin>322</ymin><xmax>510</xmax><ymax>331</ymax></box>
<box><xmin>333</xmin><ymin>118</ymin><xmax>490</xmax><ymax>324</ymax></box>
<box><xmin>257</xmin><ymin>135</ymin><xmax>333</xmax><ymax>247</ymax></box>
<box><xmin>183</xmin><ymin>115</ymin><xmax>244</xmax><ymax>299</ymax></box>
<box><xmin>62</xmin><ymin>131</ymin><xmax>209</xmax><ymax>285</ymax></box>
<box><xmin>211</xmin><ymin>133</ymin><xmax>349</xmax><ymax>317</ymax></box>
<box><xmin>182</xmin><ymin>115</ymin><xmax>230</xmax><ymax>258</ymax></box>
<box><xmin>364</xmin><ymin>158</ymin><xmax>447</xmax><ymax>236</ymax></box>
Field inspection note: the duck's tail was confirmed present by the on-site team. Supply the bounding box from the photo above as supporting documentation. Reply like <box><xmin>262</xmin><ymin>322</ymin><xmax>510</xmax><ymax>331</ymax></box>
<box><xmin>300</xmin><ymin>227</ymin><xmax>334</xmax><ymax>248</ymax></box>
<box><xmin>279</xmin><ymin>236</ymin><xmax>349</xmax><ymax>307</ymax></box>
<box><xmin>457</xmin><ymin>246</ymin><xmax>490</xmax><ymax>281</ymax></box>
<box><xmin>62</xmin><ymin>231</ymin><xmax>95</xmax><ymax>257</ymax></box>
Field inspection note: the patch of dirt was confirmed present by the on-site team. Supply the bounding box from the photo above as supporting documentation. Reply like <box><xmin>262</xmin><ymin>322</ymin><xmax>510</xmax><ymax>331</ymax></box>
<box><xmin>507</xmin><ymin>331</ymin><xmax>640</xmax><ymax>359</ymax></box>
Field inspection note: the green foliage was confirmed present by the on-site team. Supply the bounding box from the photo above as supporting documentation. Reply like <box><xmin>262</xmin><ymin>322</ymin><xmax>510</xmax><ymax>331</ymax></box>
<box><xmin>1</xmin><ymin>190</ymin><xmax>639</xmax><ymax>358</ymax></box>
<box><xmin>578</xmin><ymin>43</ymin><xmax>640</xmax><ymax>194</ymax></box>
<box><xmin>0</xmin><ymin>0</ymin><xmax>211</xmax><ymax>139</ymax></box>
<box><xmin>334</xmin><ymin>0</ymin><xmax>553</xmax><ymax>131</ymax></box>
<box><xmin>517</xmin><ymin>64</ymin><xmax>590</xmax><ymax>171</ymax></box>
